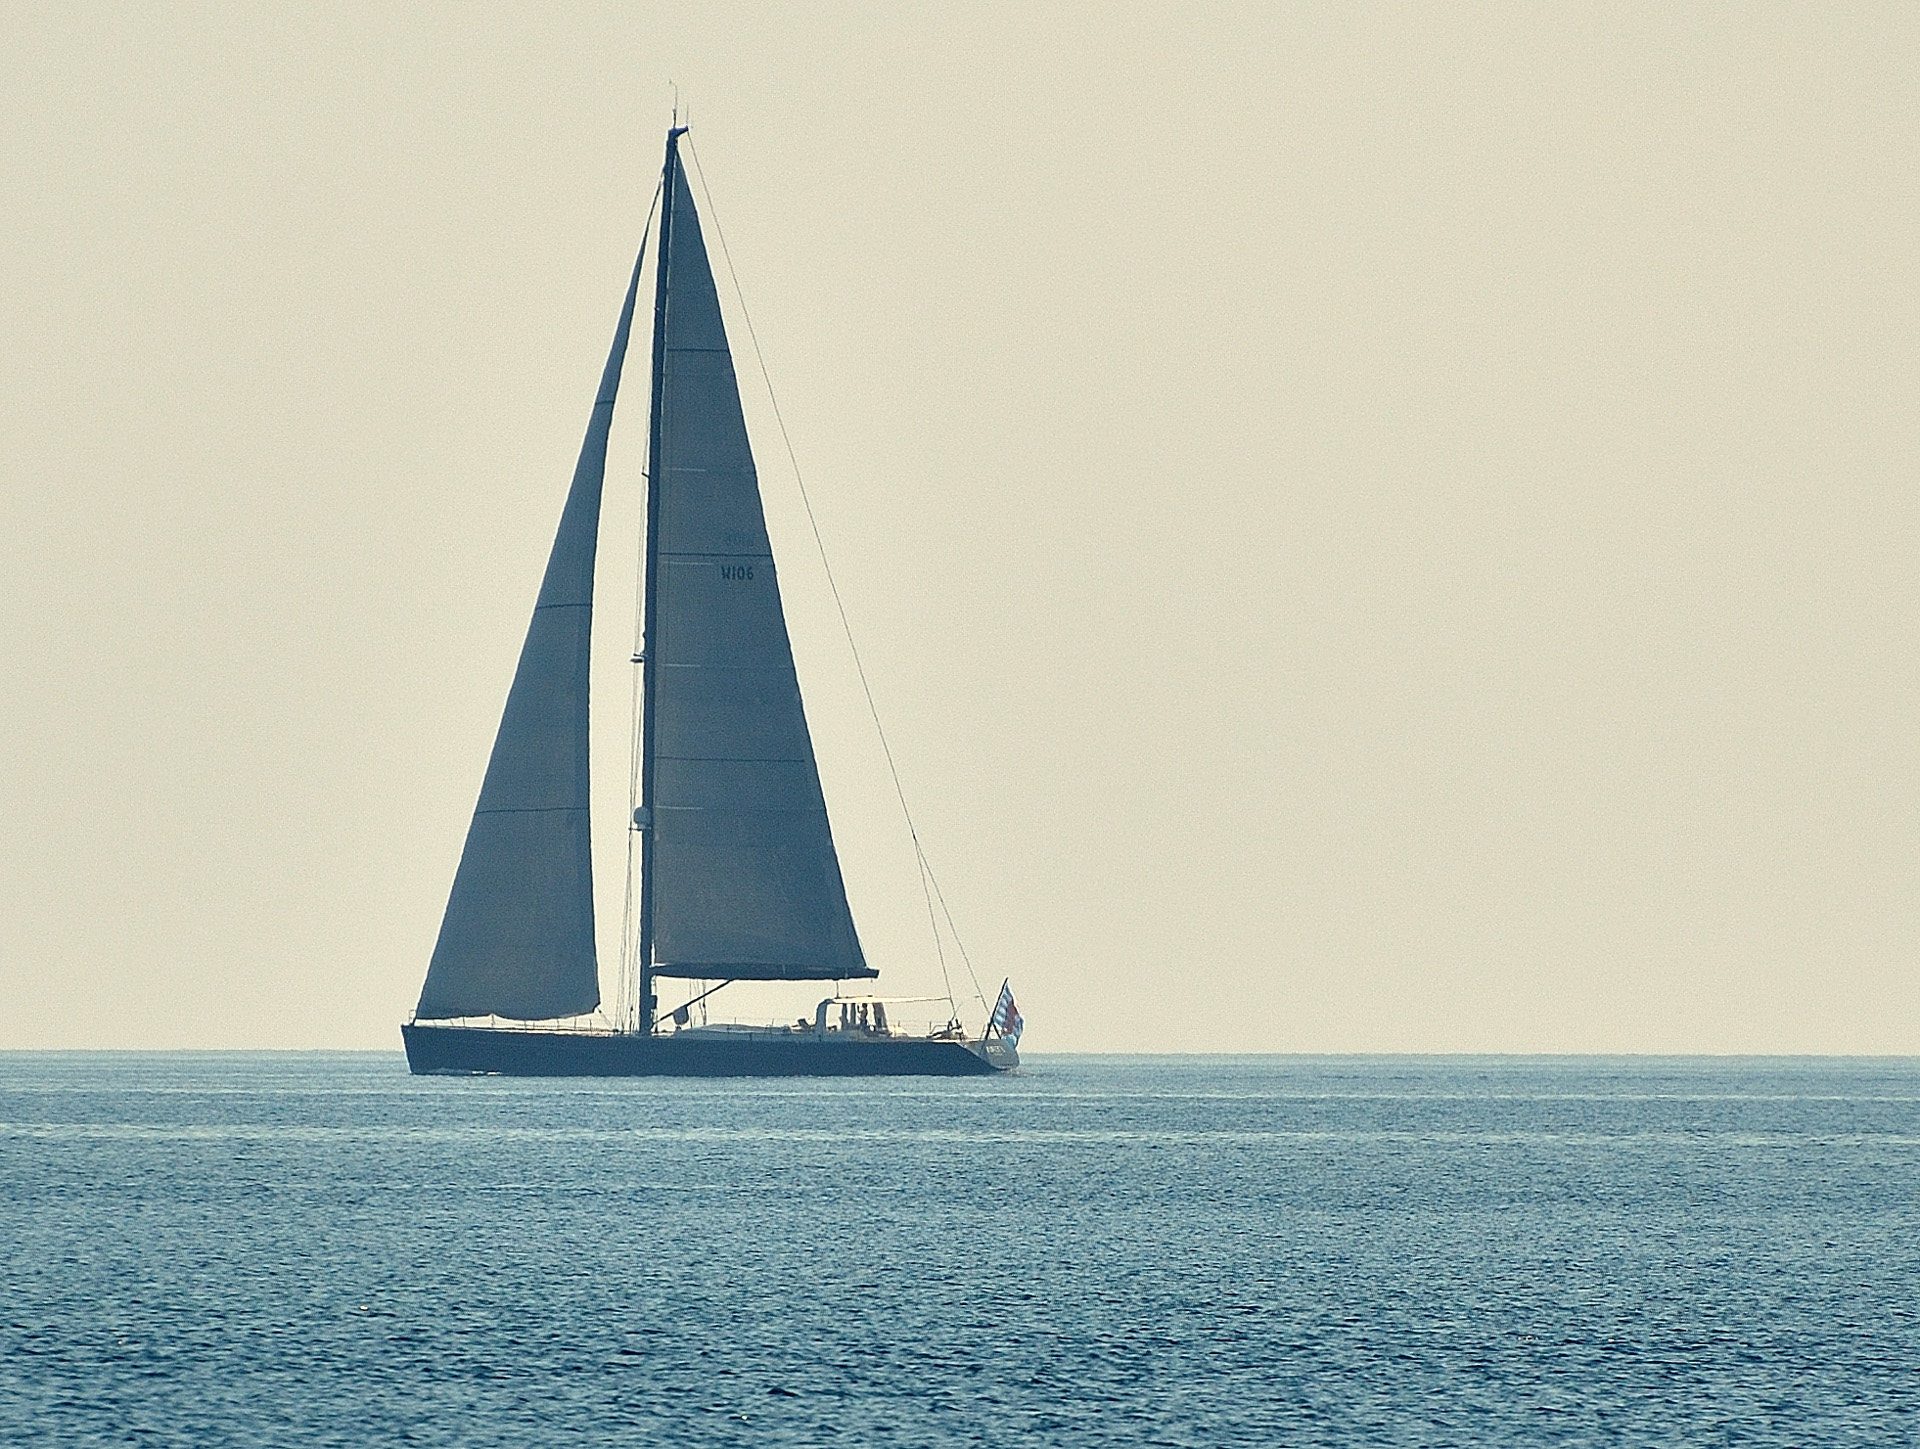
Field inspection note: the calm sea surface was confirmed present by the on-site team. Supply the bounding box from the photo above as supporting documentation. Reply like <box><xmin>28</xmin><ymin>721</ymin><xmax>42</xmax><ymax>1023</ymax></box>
<box><xmin>2</xmin><ymin>1054</ymin><xmax>1917</xmax><ymax>1446</ymax></box>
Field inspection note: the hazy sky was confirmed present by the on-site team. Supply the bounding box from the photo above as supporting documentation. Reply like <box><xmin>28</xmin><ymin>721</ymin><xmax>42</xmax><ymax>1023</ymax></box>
<box><xmin>2</xmin><ymin>3</ymin><xmax>1914</xmax><ymax>1051</ymax></box>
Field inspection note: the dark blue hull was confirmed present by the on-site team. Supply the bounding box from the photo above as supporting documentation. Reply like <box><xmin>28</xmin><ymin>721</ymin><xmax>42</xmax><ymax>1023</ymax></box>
<box><xmin>401</xmin><ymin>1022</ymin><xmax>1014</xmax><ymax>1077</ymax></box>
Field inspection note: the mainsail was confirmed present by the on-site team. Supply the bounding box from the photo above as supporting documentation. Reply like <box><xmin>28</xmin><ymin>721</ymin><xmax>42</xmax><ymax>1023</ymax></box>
<box><xmin>639</xmin><ymin>144</ymin><xmax>871</xmax><ymax>983</ymax></box>
<box><xmin>414</xmin><ymin>249</ymin><xmax>645</xmax><ymax>1021</ymax></box>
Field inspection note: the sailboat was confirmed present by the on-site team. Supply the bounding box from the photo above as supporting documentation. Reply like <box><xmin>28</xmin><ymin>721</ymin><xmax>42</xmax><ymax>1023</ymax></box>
<box><xmin>401</xmin><ymin>127</ymin><xmax>1020</xmax><ymax>1076</ymax></box>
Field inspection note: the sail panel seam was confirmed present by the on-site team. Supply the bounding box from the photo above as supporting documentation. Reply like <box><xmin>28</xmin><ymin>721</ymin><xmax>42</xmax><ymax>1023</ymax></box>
<box><xmin>655</xmin><ymin>805</ymin><xmax>826</xmax><ymax>814</ymax></box>
<box><xmin>656</xmin><ymin>754</ymin><xmax>810</xmax><ymax>762</ymax></box>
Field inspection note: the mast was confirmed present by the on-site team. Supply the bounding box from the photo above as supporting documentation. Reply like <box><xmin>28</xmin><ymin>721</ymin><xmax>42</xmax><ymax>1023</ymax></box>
<box><xmin>635</xmin><ymin>125</ymin><xmax>687</xmax><ymax>1036</ymax></box>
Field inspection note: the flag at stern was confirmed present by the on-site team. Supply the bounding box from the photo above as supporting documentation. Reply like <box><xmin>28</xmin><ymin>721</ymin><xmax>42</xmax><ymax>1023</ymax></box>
<box><xmin>989</xmin><ymin>980</ymin><xmax>1025</xmax><ymax>1048</ymax></box>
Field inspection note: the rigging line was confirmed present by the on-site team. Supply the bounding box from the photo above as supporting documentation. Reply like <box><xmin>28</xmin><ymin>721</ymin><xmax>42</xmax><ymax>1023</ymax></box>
<box><xmin>914</xmin><ymin>842</ymin><xmax>957</xmax><ymax>1013</ymax></box>
<box><xmin>917</xmin><ymin>840</ymin><xmax>988</xmax><ymax>1013</ymax></box>
<box><xmin>618</xmin><ymin>179</ymin><xmax>665</xmax><ymax>1034</ymax></box>
<box><xmin>683</xmin><ymin>136</ymin><xmax>968</xmax><ymax>1017</ymax></box>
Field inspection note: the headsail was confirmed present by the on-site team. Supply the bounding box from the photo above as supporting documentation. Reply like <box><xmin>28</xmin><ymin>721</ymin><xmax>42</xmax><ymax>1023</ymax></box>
<box><xmin>415</xmin><ymin>248</ymin><xmax>646</xmax><ymax>1021</ymax></box>
<box><xmin>640</xmin><ymin>148</ymin><xmax>872</xmax><ymax>983</ymax></box>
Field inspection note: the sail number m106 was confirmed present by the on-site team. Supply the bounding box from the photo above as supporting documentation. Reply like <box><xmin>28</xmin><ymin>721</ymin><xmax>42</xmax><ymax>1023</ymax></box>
<box><xmin>719</xmin><ymin>564</ymin><xmax>756</xmax><ymax>581</ymax></box>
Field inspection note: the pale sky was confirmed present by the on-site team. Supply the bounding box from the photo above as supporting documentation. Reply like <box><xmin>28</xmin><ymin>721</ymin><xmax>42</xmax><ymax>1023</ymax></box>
<box><xmin>1</xmin><ymin>3</ymin><xmax>1914</xmax><ymax>1051</ymax></box>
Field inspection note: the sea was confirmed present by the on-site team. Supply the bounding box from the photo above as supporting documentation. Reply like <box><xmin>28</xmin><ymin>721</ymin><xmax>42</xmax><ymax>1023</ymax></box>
<box><xmin>2</xmin><ymin>1054</ymin><xmax>1916</xmax><ymax>1447</ymax></box>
